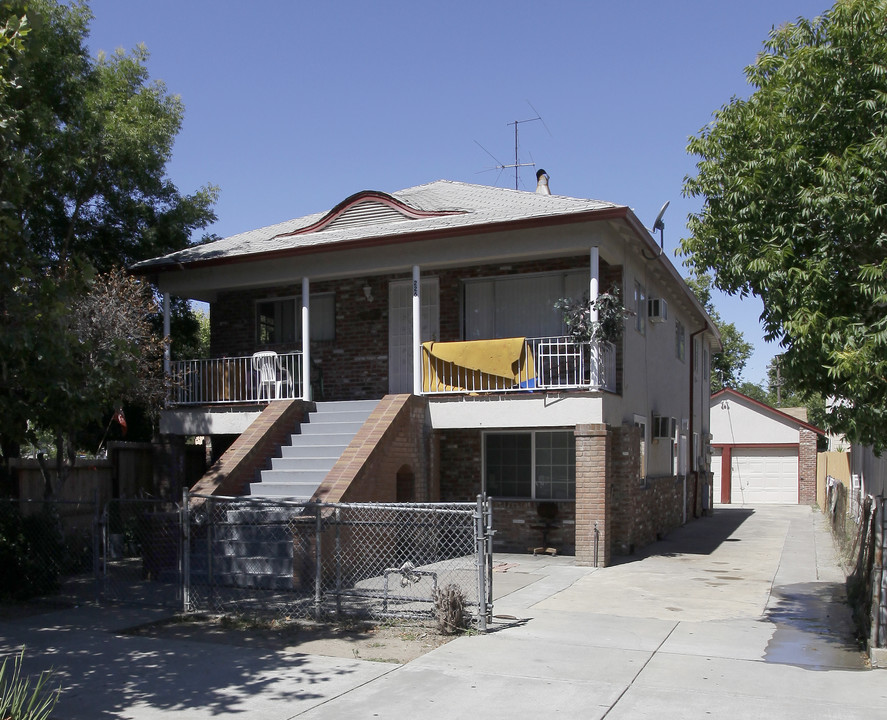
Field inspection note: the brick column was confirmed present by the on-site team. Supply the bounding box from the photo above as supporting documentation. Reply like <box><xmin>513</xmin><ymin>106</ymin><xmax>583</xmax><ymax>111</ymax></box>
<box><xmin>575</xmin><ymin>423</ymin><xmax>609</xmax><ymax>567</ymax></box>
<box><xmin>799</xmin><ymin>428</ymin><xmax>818</xmax><ymax>505</ymax></box>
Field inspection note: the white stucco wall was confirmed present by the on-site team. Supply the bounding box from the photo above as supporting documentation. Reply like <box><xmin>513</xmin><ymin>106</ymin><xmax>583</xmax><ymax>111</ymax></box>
<box><xmin>710</xmin><ymin>394</ymin><xmax>800</xmax><ymax>445</ymax></box>
<box><xmin>428</xmin><ymin>393</ymin><xmax>603</xmax><ymax>429</ymax></box>
<box><xmin>160</xmin><ymin>408</ymin><xmax>262</xmax><ymax>435</ymax></box>
<box><xmin>606</xmin><ymin>251</ymin><xmax>716</xmax><ymax>476</ymax></box>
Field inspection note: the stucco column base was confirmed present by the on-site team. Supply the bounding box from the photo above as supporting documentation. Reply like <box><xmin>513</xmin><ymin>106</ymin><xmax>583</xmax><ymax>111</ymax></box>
<box><xmin>575</xmin><ymin>423</ymin><xmax>610</xmax><ymax>567</ymax></box>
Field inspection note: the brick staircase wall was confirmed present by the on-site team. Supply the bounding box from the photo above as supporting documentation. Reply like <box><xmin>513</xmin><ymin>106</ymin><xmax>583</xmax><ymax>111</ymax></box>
<box><xmin>313</xmin><ymin>394</ymin><xmax>431</xmax><ymax>503</ymax></box>
<box><xmin>189</xmin><ymin>400</ymin><xmax>312</xmax><ymax>498</ymax></box>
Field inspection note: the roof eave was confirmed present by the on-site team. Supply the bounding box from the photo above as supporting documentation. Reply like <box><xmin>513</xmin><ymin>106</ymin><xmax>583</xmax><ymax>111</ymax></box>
<box><xmin>131</xmin><ymin>205</ymin><xmax>633</xmax><ymax>276</ymax></box>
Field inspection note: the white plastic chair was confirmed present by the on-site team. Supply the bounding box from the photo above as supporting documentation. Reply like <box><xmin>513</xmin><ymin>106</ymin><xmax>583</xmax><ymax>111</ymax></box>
<box><xmin>252</xmin><ymin>351</ymin><xmax>282</xmax><ymax>399</ymax></box>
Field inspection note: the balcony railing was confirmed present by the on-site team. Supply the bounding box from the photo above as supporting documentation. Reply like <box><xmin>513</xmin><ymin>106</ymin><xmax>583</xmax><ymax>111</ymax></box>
<box><xmin>167</xmin><ymin>338</ymin><xmax>616</xmax><ymax>407</ymax></box>
<box><xmin>422</xmin><ymin>336</ymin><xmax>616</xmax><ymax>395</ymax></box>
<box><xmin>169</xmin><ymin>353</ymin><xmax>303</xmax><ymax>406</ymax></box>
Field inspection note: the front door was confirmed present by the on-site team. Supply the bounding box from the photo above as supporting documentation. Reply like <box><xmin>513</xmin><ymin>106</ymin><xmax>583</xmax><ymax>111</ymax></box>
<box><xmin>389</xmin><ymin>277</ymin><xmax>439</xmax><ymax>393</ymax></box>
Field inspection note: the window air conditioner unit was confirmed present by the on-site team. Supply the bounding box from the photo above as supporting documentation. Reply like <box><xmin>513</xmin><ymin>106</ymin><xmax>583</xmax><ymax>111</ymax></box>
<box><xmin>652</xmin><ymin>415</ymin><xmax>676</xmax><ymax>441</ymax></box>
<box><xmin>648</xmin><ymin>297</ymin><xmax>668</xmax><ymax>323</ymax></box>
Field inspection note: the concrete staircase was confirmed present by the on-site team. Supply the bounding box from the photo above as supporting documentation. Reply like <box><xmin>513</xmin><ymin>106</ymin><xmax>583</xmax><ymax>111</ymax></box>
<box><xmin>189</xmin><ymin>506</ymin><xmax>302</xmax><ymax>590</ymax></box>
<box><xmin>248</xmin><ymin>399</ymin><xmax>380</xmax><ymax>500</ymax></box>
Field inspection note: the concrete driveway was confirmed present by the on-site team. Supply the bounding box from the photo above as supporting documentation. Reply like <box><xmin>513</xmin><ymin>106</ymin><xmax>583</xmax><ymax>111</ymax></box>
<box><xmin>2</xmin><ymin>505</ymin><xmax>885</xmax><ymax>719</ymax></box>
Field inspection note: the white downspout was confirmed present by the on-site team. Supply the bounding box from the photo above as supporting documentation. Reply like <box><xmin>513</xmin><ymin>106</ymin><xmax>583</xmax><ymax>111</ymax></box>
<box><xmin>412</xmin><ymin>265</ymin><xmax>422</xmax><ymax>395</ymax></box>
<box><xmin>302</xmin><ymin>278</ymin><xmax>311</xmax><ymax>401</ymax></box>
<box><xmin>163</xmin><ymin>292</ymin><xmax>171</xmax><ymax>376</ymax></box>
<box><xmin>589</xmin><ymin>247</ymin><xmax>600</xmax><ymax>382</ymax></box>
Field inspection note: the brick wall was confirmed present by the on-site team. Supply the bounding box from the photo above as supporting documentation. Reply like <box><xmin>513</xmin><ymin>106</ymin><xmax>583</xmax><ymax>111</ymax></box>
<box><xmin>436</xmin><ymin>428</ymin><xmax>577</xmax><ymax>553</ymax></box>
<box><xmin>313</xmin><ymin>395</ymin><xmax>432</xmax><ymax>503</ymax></box>
<box><xmin>575</xmin><ymin>424</ymin><xmax>609</xmax><ymax>565</ymax></box>
<box><xmin>609</xmin><ymin>424</ymin><xmax>684</xmax><ymax>556</ymax></box>
<box><xmin>492</xmin><ymin>500</ymin><xmax>576</xmax><ymax>554</ymax></box>
<box><xmin>437</xmin><ymin>422</ymin><xmax>688</xmax><ymax>563</ymax></box>
<box><xmin>210</xmin><ymin>257</ymin><xmax>622</xmax><ymax>402</ymax></box>
<box><xmin>437</xmin><ymin>429</ymin><xmax>482</xmax><ymax>502</ymax></box>
<box><xmin>799</xmin><ymin>428</ymin><xmax>818</xmax><ymax>505</ymax></box>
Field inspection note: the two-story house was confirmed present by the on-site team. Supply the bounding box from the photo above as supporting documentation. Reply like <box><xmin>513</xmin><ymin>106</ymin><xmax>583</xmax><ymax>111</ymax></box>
<box><xmin>133</xmin><ymin>179</ymin><xmax>720</xmax><ymax>566</ymax></box>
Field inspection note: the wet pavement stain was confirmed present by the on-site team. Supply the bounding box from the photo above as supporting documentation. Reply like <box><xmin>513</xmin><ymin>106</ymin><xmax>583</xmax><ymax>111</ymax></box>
<box><xmin>763</xmin><ymin>581</ymin><xmax>867</xmax><ymax>670</ymax></box>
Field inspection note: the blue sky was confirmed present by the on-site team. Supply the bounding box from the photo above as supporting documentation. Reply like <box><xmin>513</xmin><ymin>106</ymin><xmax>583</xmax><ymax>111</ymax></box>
<box><xmin>85</xmin><ymin>0</ymin><xmax>832</xmax><ymax>386</ymax></box>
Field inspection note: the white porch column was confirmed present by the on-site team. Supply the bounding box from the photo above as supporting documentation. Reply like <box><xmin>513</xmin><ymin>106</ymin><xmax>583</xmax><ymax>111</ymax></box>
<box><xmin>589</xmin><ymin>246</ymin><xmax>600</xmax><ymax>321</ymax></box>
<box><xmin>162</xmin><ymin>292</ymin><xmax>171</xmax><ymax>376</ymax></box>
<box><xmin>412</xmin><ymin>265</ymin><xmax>422</xmax><ymax>395</ymax></box>
<box><xmin>301</xmin><ymin>277</ymin><xmax>311</xmax><ymax>401</ymax></box>
<box><xmin>589</xmin><ymin>247</ymin><xmax>600</xmax><ymax>384</ymax></box>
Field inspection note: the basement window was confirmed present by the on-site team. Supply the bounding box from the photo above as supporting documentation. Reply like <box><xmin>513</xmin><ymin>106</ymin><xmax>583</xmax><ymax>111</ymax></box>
<box><xmin>483</xmin><ymin>431</ymin><xmax>575</xmax><ymax>500</ymax></box>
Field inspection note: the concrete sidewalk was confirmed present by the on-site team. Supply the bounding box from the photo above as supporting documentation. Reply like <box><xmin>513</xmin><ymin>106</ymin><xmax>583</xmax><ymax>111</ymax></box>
<box><xmin>2</xmin><ymin>505</ymin><xmax>885</xmax><ymax>719</ymax></box>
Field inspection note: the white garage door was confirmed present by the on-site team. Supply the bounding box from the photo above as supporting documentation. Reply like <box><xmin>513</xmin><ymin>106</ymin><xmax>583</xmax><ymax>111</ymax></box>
<box><xmin>712</xmin><ymin>447</ymin><xmax>799</xmax><ymax>504</ymax></box>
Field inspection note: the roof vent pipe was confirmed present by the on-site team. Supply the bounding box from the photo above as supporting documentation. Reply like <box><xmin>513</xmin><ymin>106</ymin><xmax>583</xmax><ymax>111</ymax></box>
<box><xmin>536</xmin><ymin>169</ymin><xmax>551</xmax><ymax>195</ymax></box>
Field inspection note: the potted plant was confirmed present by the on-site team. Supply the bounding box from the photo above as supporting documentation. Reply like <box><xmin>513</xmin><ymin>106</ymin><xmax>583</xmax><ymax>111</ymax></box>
<box><xmin>554</xmin><ymin>286</ymin><xmax>628</xmax><ymax>346</ymax></box>
<box><xmin>554</xmin><ymin>286</ymin><xmax>629</xmax><ymax>385</ymax></box>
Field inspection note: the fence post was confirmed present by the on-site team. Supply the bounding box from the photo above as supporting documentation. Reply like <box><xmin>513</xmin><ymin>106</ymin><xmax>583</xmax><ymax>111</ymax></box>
<box><xmin>475</xmin><ymin>494</ymin><xmax>488</xmax><ymax>631</ymax></box>
<box><xmin>485</xmin><ymin>496</ymin><xmax>494</xmax><ymax>617</ymax></box>
<box><xmin>207</xmin><ymin>497</ymin><xmax>214</xmax><ymax>609</ymax></box>
<box><xmin>182</xmin><ymin>489</ymin><xmax>190</xmax><ymax>613</ymax></box>
<box><xmin>335</xmin><ymin>507</ymin><xmax>342</xmax><ymax>618</ymax></box>
<box><xmin>875</xmin><ymin>497</ymin><xmax>886</xmax><ymax>651</ymax></box>
<box><xmin>93</xmin><ymin>490</ymin><xmax>102</xmax><ymax>604</ymax></box>
<box><xmin>314</xmin><ymin>499</ymin><xmax>322</xmax><ymax>620</ymax></box>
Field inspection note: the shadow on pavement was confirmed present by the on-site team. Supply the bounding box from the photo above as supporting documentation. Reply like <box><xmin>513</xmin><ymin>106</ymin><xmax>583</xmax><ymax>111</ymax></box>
<box><xmin>612</xmin><ymin>507</ymin><xmax>757</xmax><ymax>564</ymax></box>
<box><xmin>0</xmin><ymin>607</ymin><xmax>376</xmax><ymax>719</ymax></box>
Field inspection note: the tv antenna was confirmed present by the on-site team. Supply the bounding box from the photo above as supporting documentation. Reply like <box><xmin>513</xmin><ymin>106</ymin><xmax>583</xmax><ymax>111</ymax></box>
<box><xmin>475</xmin><ymin>102</ymin><xmax>552</xmax><ymax>190</ymax></box>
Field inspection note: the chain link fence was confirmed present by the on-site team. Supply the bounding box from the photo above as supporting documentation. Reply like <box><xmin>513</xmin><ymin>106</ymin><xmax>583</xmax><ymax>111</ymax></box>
<box><xmin>1</xmin><ymin>494</ymin><xmax>494</xmax><ymax>629</ymax></box>
<box><xmin>183</xmin><ymin>494</ymin><xmax>492</xmax><ymax>628</ymax></box>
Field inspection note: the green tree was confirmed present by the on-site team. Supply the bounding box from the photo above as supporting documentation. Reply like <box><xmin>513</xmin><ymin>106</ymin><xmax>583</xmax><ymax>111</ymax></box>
<box><xmin>685</xmin><ymin>274</ymin><xmax>754</xmax><ymax>393</ymax></box>
<box><xmin>681</xmin><ymin>0</ymin><xmax>887</xmax><ymax>449</ymax></box>
<box><xmin>0</xmin><ymin>1</ymin><xmax>216</xmax><ymax>488</ymax></box>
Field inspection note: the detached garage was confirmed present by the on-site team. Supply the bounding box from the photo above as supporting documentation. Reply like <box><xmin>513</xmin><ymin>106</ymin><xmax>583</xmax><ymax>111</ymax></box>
<box><xmin>710</xmin><ymin>389</ymin><xmax>823</xmax><ymax>505</ymax></box>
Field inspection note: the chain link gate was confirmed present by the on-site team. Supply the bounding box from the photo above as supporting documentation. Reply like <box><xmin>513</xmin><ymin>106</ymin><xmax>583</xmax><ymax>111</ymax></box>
<box><xmin>97</xmin><ymin>498</ymin><xmax>184</xmax><ymax>608</ymax></box>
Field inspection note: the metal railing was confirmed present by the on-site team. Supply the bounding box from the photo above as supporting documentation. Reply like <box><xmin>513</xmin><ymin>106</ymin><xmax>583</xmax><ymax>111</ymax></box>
<box><xmin>169</xmin><ymin>352</ymin><xmax>303</xmax><ymax>405</ymax></box>
<box><xmin>422</xmin><ymin>336</ymin><xmax>616</xmax><ymax>395</ymax></box>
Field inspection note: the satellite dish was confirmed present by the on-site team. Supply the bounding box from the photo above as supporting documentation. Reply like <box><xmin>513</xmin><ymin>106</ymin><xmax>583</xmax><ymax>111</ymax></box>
<box><xmin>651</xmin><ymin>201</ymin><xmax>670</xmax><ymax>248</ymax></box>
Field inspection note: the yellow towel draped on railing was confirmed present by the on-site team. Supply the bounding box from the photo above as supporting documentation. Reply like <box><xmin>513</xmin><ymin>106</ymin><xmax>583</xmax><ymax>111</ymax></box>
<box><xmin>421</xmin><ymin>337</ymin><xmax>536</xmax><ymax>392</ymax></box>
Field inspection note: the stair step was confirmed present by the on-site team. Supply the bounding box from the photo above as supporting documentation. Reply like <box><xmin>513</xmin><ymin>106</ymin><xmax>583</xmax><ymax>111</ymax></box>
<box><xmin>280</xmin><ymin>444</ymin><xmax>348</xmax><ymax>458</ymax></box>
<box><xmin>296</xmin><ymin>421</ymin><xmax>366</xmax><ymax>435</ymax></box>
<box><xmin>206</xmin><ymin>540</ymin><xmax>296</xmax><ymax>557</ymax></box>
<box><xmin>304</xmin><ymin>409</ymin><xmax>378</xmax><ymax>424</ymax></box>
<box><xmin>314</xmin><ymin>400</ymin><xmax>380</xmax><ymax>412</ymax></box>
<box><xmin>270</xmin><ymin>456</ymin><xmax>338</xmax><ymax>471</ymax></box>
<box><xmin>222</xmin><ymin>508</ymin><xmax>297</xmax><ymax>523</ymax></box>
<box><xmin>260</xmin><ymin>468</ymin><xmax>328</xmax><ymax>483</ymax></box>
<box><xmin>190</xmin><ymin>555</ymin><xmax>292</xmax><ymax>576</ymax></box>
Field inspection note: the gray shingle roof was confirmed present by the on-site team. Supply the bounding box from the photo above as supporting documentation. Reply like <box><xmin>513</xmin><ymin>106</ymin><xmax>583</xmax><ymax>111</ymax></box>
<box><xmin>133</xmin><ymin>180</ymin><xmax>621</xmax><ymax>270</ymax></box>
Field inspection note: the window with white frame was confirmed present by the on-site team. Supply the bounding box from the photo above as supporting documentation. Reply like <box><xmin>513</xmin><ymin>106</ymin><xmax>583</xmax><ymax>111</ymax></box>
<box><xmin>484</xmin><ymin>430</ymin><xmax>575</xmax><ymax>500</ymax></box>
<box><xmin>256</xmin><ymin>293</ymin><xmax>335</xmax><ymax>346</ymax></box>
<box><xmin>675</xmin><ymin>319</ymin><xmax>686</xmax><ymax>361</ymax></box>
<box><xmin>634</xmin><ymin>282</ymin><xmax>646</xmax><ymax>335</ymax></box>
<box><xmin>633</xmin><ymin>414</ymin><xmax>647</xmax><ymax>479</ymax></box>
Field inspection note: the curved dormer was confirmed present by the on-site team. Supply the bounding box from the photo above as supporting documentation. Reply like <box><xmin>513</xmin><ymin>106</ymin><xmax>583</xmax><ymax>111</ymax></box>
<box><xmin>273</xmin><ymin>190</ymin><xmax>464</xmax><ymax>238</ymax></box>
